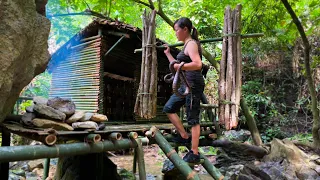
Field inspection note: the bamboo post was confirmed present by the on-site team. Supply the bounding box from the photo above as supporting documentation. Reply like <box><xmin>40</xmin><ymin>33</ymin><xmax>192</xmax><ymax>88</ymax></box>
<box><xmin>42</xmin><ymin>158</ymin><xmax>50</xmax><ymax>180</ymax></box>
<box><xmin>135</xmin><ymin>10</ymin><xmax>157</xmax><ymax>119</ymax></box>
<box><xmin>142</xmin><ymin>10</ymin><xmax>156</xmax><ymax>118</ymax></box>
<box><xmin>134</xmin><ymin>10</ymin><xmax>147</xmax><ymax>116</ymax></box>
<box><xmin>218</xmin><ymin>7</ymin><xmax>228</xmax><ymax>127</ymax></box>
<box><xmin>133</xmin><ymin>138</ymin><xmax>147</xmax><ymax>180</ymax></box>
<box><xmin>234</xmin><ymin>4</ymin><xmax>243</xmax><ymax>128</ymax></box>
<box><xmin>225</xmin><ymin>6</ymin><xmax>233</xmax><ymax>130</ymax></box>
<box><xmin>133</xmin><ymin>149</ymin><xmax>137</xmax><ymax>173</ymax></box>
<box><xmin>147</xmin><ymin>127</ymin><xmax>200</xmax><ymax>180</ymax></box>
<box><xmin>230</xmin><ymin>9</ymin><xmax>237</xmax><ymax>129</ymax></box>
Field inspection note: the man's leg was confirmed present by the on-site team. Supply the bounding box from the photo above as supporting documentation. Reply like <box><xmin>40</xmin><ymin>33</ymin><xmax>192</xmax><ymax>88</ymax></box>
<box><xmin>191</xmin><ymin>124</ymin><xmax>200</xmax><ymax>154</ymax></box>
<box><xmin>167</xmin><ymin>113</ymin><xmax>189</xmax><ymax>139</ymax></box>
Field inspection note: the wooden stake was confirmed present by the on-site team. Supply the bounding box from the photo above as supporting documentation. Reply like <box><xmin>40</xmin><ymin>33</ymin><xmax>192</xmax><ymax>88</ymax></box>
<box><xmin>234</xmin><ymin>4</ymin><xmax>243</xmax><ymax>128</ymax></box>
<box><xmin>219</xmin><ymin>7</ymin><xmax>229</xmax><ymax>126</ymax></box>
<box><xmin>225</xmin><ymin>6</ymin><xmax>233</xmax><ymax>130</ymax></box>
<box><xmin>230</xmin><ymin>9</ymin><xmax>237</xmax><ymax>129</ymax></box>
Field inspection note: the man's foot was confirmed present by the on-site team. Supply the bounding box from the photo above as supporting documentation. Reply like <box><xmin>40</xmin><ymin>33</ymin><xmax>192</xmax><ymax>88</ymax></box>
<box><xmin>183</xmin><ymin>150</ymin><xmax>201</xmax><ymax>164</ymax></box>
<box><xmin>171</xmin><ymin>134</ymin><xmax>191</xmax><ymax>144</ymax></box>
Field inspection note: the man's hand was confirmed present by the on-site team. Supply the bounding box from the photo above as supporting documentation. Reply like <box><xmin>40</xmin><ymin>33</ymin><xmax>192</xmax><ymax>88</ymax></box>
<box><xmin>163</xmin><ymin>44</ymin><xmax>170</xmax><ymax>55</ymax></box>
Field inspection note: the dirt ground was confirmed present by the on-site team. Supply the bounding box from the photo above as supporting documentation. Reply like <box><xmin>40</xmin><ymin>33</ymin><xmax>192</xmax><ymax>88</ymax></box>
<box><xmin>39</xmin><ymin>144</ymin><xmax>214</xmax><ymax>180</ymax></box>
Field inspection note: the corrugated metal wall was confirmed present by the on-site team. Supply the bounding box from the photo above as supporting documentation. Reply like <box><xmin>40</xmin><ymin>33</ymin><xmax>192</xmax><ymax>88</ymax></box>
<box><xmin>49</xmin><ymin>37</ymin><xmax>102</xmax><ymax>113</ymax></box>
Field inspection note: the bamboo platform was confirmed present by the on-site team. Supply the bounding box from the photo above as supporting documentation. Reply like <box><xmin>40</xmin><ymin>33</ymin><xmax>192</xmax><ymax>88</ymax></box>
<box><xmin>1</xmin><ymin>120</ymin><xmax>216</xmax><ymax>145</ymax></box>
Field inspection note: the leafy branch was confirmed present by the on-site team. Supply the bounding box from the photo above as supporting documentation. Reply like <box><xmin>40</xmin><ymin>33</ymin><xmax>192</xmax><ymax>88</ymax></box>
<box><xmin>47</xmin><ymin>9</ymin><xmax>112</xmax><ymax>20</ymax></box>
<box><xmin>131</xmin><ymin>0</ymin><xmax>218</xmax><ymax>70</ymax></box>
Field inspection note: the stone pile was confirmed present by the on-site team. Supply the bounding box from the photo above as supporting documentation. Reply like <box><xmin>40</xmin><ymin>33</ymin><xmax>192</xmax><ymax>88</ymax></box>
<box><xmin>21</xmin><ymin>97</ymin><xmax>107</xmax><ymax>131</ymax></box>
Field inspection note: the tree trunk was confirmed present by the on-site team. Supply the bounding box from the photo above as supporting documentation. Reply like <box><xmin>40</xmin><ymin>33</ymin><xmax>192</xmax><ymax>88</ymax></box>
<box><xmin>240</xmin><ymin>98</ymin><xmax>262</xmax><ymax>146</ymax></box>
<box><xmin>281</xmin><ymin>0</ymin><xmax>320</xmax><ymax>148</ymax></box>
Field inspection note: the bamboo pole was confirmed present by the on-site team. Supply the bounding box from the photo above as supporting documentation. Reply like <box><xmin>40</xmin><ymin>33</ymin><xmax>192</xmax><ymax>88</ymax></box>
<box><xmin>134</xmin><ymin>10</ymin><xmax>147</xmax><ymax>116</ymax></box>
<box><xmin>80</xmin><ymin>34</ymin><xmax>101</xmax><ymax>42</ymax></box>
<box><xmin>234</xmin><ymin>4</ymin><xmax>242</xmax><ymax>128</ymax></box>
<box><xmin>42</xmin><ymin>158</ymin><xmax>50</xmax><ymax>180</ymax></box>
<box><xmin>149</xmin><ymin>10</ymin><xmax>158</xmax><ymax>118</ymax></box>
<box><xmin>133</xmin><ymin>138</ymin><xmax>146</xmax><ymax>180</ymax></box>
<box><xmin>199</xmin><ymin>154</ymin><xmax>224</xmax><ymax>180</ymax></box>
<box><xmin>142</xmin><ymin>11</ymin><xmax>156</xmax><ymax>118</ymax></box>
<box><xmin>0</xmin><ymin>138</ymin><xmax>150</xmax><ymax>162</ymax></box>
<box><xmin>230</xmin><ymin>9</ymin><xmax>237</xmax><ymax>129</ymax></box>
<box><xmin>224</xmin><ymin>6</ymin><xmax>233</xmax><ymax>130</ymax></box>
<box><xmin>134</xmin><ymin>33</ymin><xmax>264</xmax><ymax>53</ymax></box>
<box><xmin>71</xmin><ymin>38</ymin><xmax>101</xmax><ymax>49</ymax></box>
<box><xmin>104</xmin><ymin>35</ymin><xmax>126</xmax><ymax>56</ymax></box>
<box><xmin>218</xmin><ymin>7</ymin><xmax>228</xmax><ymax>126</ymax></box>
<box><xmin>85</xmin><ymin>134</ymin><xmax>101</xmax><ymax>143</ymax></box>
<box><xmin>146</xmin><ymin>127</ymin><xmax>200</xmax><ymax>180</ymax></box>
<box><xmin>108</xmin><ymin>132</ymin><xmax>122</xmax><ymax>140</ymax></box>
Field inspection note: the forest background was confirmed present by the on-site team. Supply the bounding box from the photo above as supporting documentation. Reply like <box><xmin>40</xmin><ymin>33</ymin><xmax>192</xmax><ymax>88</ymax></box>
<box><xmin>18</xmin><ymin>0</ymin><xmax>320</xmax><ymax>144</ymax></box>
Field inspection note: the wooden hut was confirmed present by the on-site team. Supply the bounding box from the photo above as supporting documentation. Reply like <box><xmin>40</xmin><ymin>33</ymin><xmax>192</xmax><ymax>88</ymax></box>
<box><xmin>47</xmin><ymin>18</ymin><xmax>179</xmax><ymax>122</ymax></box>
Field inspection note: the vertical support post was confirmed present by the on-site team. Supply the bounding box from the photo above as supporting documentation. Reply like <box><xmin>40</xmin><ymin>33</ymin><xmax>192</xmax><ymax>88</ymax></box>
<box><xmin>132</xmin><ymin>148</ymin><xmax>137</xmax><ymax>173</ymax></box>
<box><xmin>42</xmin><ymin>158</ymin><xmax>50</xmax><ymax>180</ymax></box>
<box><xmin>133</xmin><ymin>138</ymin><xmax>146</xmax><ymax>180</ymax></box>
<box><xmin>0</xmin><ymin>129</ymin><xmax>10</xmax><ymax>180</ymax></box>
<box><xmin>201</xmin><ymin>93</ymin><xmax>221</xmax><ymax>136</ymax></box>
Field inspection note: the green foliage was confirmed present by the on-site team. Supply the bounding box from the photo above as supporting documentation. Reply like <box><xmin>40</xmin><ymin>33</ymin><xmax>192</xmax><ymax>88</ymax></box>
<box><xmin>20</xmin><ymin>71</ymin><xmax>52</xmax><ymax>98</ymax></box>
<box><xmin>242</xmin><ymin>80</ymin><xmax>278</xmax><ymax>119</ymax></box>
<box><xmin>289</xmin><ymin>133</ymin><xmax>313</xmax><ymax>143</ymax></box>
<box><xmin>19</xmin><ymin>100</ymin><xmax>33</xmax><ymax>112</ymax></box>
<box><xmin>261</xmin><ymin>126</ymin><xmax>282</xmax><ymax>143</ymax></box>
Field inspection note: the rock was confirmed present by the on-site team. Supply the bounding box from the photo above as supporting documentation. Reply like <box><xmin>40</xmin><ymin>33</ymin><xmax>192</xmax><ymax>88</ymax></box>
<box><xmin>25</xmin><ymin>172</ymin><xmax>38</xmax><ymax>180</ymax></box>
<box><xmin>8</xmin><ymin>172</ymin><xmax>25</xmax><ymax>180</ymax></box>
<box><xmin>80</xmin><ymin>112</ymin><xmax>94</xmax><ymax>122</ymax></box>
<box><xmin>34</xmin><ymin>104</ymin><xmax>66</xmax><ymax>121</ymax></box>
<box><xmin>47</xmin><ymin>97</ymin><xmax>76</xmax><ymax>116</ymax></box>
<box><xmin>32</xmin><ymin>118</ymin><xmax>74</xmax><ymax>131</ymax></box>
<box><xmin>33</xmin><ymin>96</ymin><xmax>48</xmax><ymax>105</ymax></box>
<box><xmin>10</xmin><ymin>169</ymin><xmax>26</xmax><ymax>177</ymax></box>
<box><xmin>72</xmin><ymin>121</ymin><xmax>98</xmax><ymax>130</ymax></box>
<box><xmin>224</xmin><ymin>129</ymin><xmax>251</xmax><ymax>142</ymax></box>
<box><xmin>220</xmin><ymin>164</ymin><xmax>244</xmax><ymax>179</ymax></box>
<box><xmin>66</xmin><ymin>111</ymin><xmax>85</xmax><ymax>124</ymax></box>
<box><xmin>98</xmin><ymin>123</ymin><xmax>106</xmax><ymax>130</ymax></box>
<box><xmin>26</xmin><ymin>105</ymin><xmax>34</xmax><ymax>113</ymax></box>
<box><xmin>0</xmin><ymin>0</ymin><xmax>50</xmax><ymax>124</ymax></box>
<box><xmin>28</xmin><ymin>159</ymin><xmax>43</xmax><ymax>171</ymax></box>
<box><xmin>21</xmin><ymin>112</ymin><xmax>36</xmax><ymax>126</ymax></box>
<box><xmin>90</xmin><ymin>113</ymin><xmax>108</xmax><ymax>122</ymax></box>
